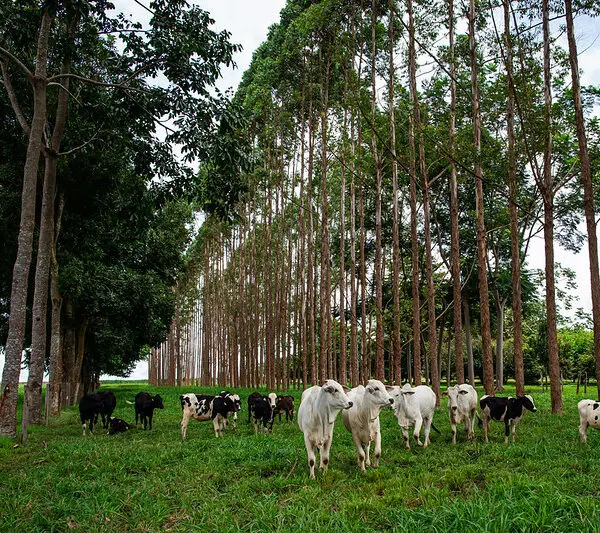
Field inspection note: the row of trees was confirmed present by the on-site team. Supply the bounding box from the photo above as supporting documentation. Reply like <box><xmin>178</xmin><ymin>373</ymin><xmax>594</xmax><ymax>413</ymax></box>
<box><xmin>148</xmin><ymin>0</ymin><xmax>600</xmax><ymax>411</ymax></box>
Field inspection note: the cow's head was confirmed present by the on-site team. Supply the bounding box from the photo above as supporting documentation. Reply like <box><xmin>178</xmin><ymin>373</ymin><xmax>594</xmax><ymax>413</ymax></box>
<box><xmin>321</xmin><ymin>379</ymin><xmax>353</xmax><ymax>409</ymax></box>
<box><xmin>365</xmin><ymin>379</ymin><xmax>394</xmax><ymax>407</ymax></box>
<box><xmin>521</xmin><ymin>394</ymin><xmax>537</xmax><ymax>413</ymax></box>
<box><xmin>153</xmin><ymin>394</ymin><xmax>165</xmax><ymax>409</ymax></box>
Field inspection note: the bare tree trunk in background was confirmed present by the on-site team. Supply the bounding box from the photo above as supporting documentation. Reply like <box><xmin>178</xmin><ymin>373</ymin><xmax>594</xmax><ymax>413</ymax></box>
<box><xmin>463</xmin><ymin>291</ymin><xmax>475</xmax><ymax>386</ymax></box>
<box><xmin>448</xmin><ymin>0</ymin><xmax>464</xmax><ymax>385</ymax></box>
<box><xmin>339</xmin><ymin>75</ymin><xmax>348</xmax><ymax>387</ymax></box>
<box><xmin>468</xmin><ymin>0</ymin><xmax>494</xmax><ymax>395</ymax></box>
<box><xmin>307</xmin><ymin>60</ymin><xmax>316</xmax><ymax>385</ymax></box>
<box><xmin>565</xmin><ymin>0</ymin><xmax>600</xmax><ymax>402</ymax></box>
<box><xmin>0</xmin><ymin>11</ymin><xmax>51</xmax><ymax>438</ymax></box>
<box><xmin>542</xmin><ymin>0</ymin><xmax>562</xmax><ymax>413</ymax></box>
<box><xmin>407</xmin><ymin>0</ymin><xmax>421</xmax><ymax>386</ymax></box>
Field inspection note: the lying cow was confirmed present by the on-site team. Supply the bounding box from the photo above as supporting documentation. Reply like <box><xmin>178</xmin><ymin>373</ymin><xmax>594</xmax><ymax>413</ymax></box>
<box><xmin>180</xmin><ymin>391</ymin><xmax>241</xmax><ymax>440</ymax></box>
<box><xmin>342</xmin><ymin>379</ymin><xmax>394</xmax><ymax>471</ymax></box>
<box><xmin>250</xmin><ymin>395</ymin><xmax>274</xmax><ymax>434</ymax></box>
<box><xmin>390</xmin><ymin>384</ymin><xmax>437</xmax><ymax>449</ymax></box>
<box><xmin>108</xmin><ymin>417</ymin><xmax>130</xmax><ymax>435</ymax></box>
<box><xmin>275</xmin><ymin>395</ymin><xmax>295</xmax><ymax>422</ymax></box>
<box><xmin>298</xmin><ymin>380</ymin><xmax>353</xmax><ymax>479</ymax></box>
<box><xmin>79</xmin><ymin>390</ymin><xmax>117</xmax><ymax>436</ymax></box>
<box><xmin>480</xmin><ymin>394</ymin><xmax>537</xmax><ymax>444</ymax></box>
<box><xmin>578</xmin><ymin>399</ymin><xmax>600</xmax><ymax>443</ymax></box>
<box><xmin>126</xmin><ymin>392</ymin><xmax>164</xmax><ymax>430</ymax></box>
<box><xmin>446</xmin><ymin>383</ymin><xmax>478</xmax><ymax>444</ymax></box>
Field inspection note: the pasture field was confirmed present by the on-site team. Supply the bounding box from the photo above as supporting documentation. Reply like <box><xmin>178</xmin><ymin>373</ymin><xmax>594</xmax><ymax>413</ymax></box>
<box><xmin>1</xmin><ymin>382</ymin><xmax>599</xmax><ymax>532</ymax></box>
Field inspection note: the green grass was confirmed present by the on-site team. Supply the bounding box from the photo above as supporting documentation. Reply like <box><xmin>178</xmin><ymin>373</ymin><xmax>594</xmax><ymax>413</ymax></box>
<box><xmin>1</xmin><ymin>383</ymin><xmax>599</xmax><ymax>532</ymax></box>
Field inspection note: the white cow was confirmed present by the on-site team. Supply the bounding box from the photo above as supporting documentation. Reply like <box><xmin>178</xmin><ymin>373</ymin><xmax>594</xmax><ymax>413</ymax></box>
<box><xmin>390</xmin><ymin>384</ymin><xmax>436</xmax><ymax>449</ymax></box>
<box><xmin>297</xmin><ymin>380</ymin><xmax>353</xmax><ymax>479</ymax></box>
<box><xmin>342</xmin><ymin>379</ymin><xmax>394</xmax><ymax>471</ymax></box>
<box><xmin>578</xmin><ymin>399</ymin><xmax>600</xmax><ymax>443</ymax></box>
<box><xmin>446</xmin><ymin>383</ymin><xmax>478</xmax><ymax>444</ymax></box>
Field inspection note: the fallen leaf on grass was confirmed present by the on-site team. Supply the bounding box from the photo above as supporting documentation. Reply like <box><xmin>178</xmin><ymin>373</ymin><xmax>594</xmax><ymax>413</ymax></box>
<box><xmin>163</xmin><ymin>515</ymin><xmax>189</xmax><ymax>531</ymax></box>
<box><xmin>32</xmin><ymin>459</ymin><xmax>48</xmax><ymax>465</ymax></box>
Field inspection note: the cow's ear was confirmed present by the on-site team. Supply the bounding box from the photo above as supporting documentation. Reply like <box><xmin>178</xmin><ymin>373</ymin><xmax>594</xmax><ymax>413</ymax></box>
<box><xmin>366</xmin><ymin>386</ymin><xmax>374</xmax><ymax>393</ymax></box>
<box><xmin>342</xmin><ymin>385</ymin><xmax>351</xmax><ymax>392</ymax></box>
<box><xmin>385</xmin><ymin>386</ymin><xmax>395</xmax><ymax>392</ymax></box>
<box><xmin>441</xmin><ymin>392</ymin><xmax>448</xmax><ymax>397</ymax></box>
<box><xmin>322</xmin><ymin>385</ymin><xmax>333</xmax><ymax>393</ymax></box>
<box><xmin>402</xmin><ymin>390</ymin><xmax>416</xmax><ymax>395</ymax></box>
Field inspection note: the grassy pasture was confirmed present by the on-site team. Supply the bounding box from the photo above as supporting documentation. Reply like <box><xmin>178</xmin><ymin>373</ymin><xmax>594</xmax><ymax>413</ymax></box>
<box><xmin>1</xmin><ymin>382</ymin><xmax>599</xmax><ymax>532</ymax></box>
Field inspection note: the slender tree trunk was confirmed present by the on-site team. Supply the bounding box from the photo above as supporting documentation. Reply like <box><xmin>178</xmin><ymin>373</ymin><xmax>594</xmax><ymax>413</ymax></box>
<box><xmin>542</xmin><ymin>0</ymin><xmax>562</xmax><ymax>413</ymax></box>
<box><xmin>449</xmin><ymin>0</ymin><xmax>464</xmax><ymax>385</ymax></box>
<box><xmin>565</xmin><ymin>0</ymin><xmax>600</xmax><ymax>402</ymax></box>
<box><xmin>463</xmin><ymin>293</ymin><xmax>475</xmax><ymax>386</ymax></box>
<box><xmin>494</xmin><ymin>293</ymin><xmax>505</xmax><ymax>390</ymax></box>
<box><xmin>469</xmin><ymin>0</ymin><xmax>494</xmax><ymax>395</ymax></box>
<box><xmin>0</xmin><ymin>11</ymin><xmax>51</xmax><ymax>438</ymax></box>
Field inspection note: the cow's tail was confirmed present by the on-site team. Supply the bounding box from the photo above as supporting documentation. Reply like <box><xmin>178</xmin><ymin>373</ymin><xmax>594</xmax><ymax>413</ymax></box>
<box><xmin>475</xmin><ymin>411</ymin><xmax>483</xmax><ymax>427</ymax></box>
<box><xmin>125</xmin><ymin>400</ymin><xmax>134</xmax><ymax>405</ymax></box>
<box><xmin>430</xmin><ymin>423</ymin><xmax>441</xmax><ymax>434</ymax></box>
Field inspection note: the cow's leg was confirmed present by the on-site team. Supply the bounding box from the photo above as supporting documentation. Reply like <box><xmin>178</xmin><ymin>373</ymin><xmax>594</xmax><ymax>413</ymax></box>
<box><xmin>468</xmin><ymin>412</ymin><xmax>476</xmax><ymax>441</ymax></box>
<box><xmin>450</xmin><ymin>418</ymin><xmax>457</xmax><ymax>444</ymax></box>
<box><xmin>213</xmin><ymin>416</ymin><xmax>222</xmax><ymax>438</ymax></box>
<box><xmin>373</xmin><ymin>429</ymin><xmax>382</xmax><ymax>468</ymax></box>
<box><xmin>482</xmin><ymin>414</ymin><xmax>489</xmax><ymax>443</ymax></box>
<box><xmin>352</xmin><ymin>433</ymin><xmax>366</xmax><ymax>471</ymax></box>
<box><xmin>402</xmin><ymin>425</ymin><xmax>410</xmax><ymax>450</ymax></box>
<box><xmin>135</xmin><ymin>411</ymin><xmax>139</xmax><ymax>426</ymax></box>
<box><xmin>304</xmin><ymin>435</ymin><xmax>317</xmax><ymax>479</ymax></box>
<box><xmin>579</xmin><ymin>419</ymin><xmax>588</xmax><ymax>443</ymax></box>
<box><xmin>181</xmin><ymin>411</ymin><xmax>192</xmax><ymax>441</ymax></box>
<box><xmin>82</xmin><ymin>419</ymin><xmax>87</xmax><ymax>436</ymax></box>
<box><xmin>148</xmin><ymin>412</ymin><xmax>153</xmax><ymax>431</ymax></box>
<box><xmin>252</xmin><ymin>416</ymin><xmax>258</xmax><ymax>435</ymax></box>
<box><xmin>422</xmin><ymin>417</ymin><xmax>432</xmax><ymax>448</ymax></box>
<box><xmin>504</xmin><ymin>421</ymin><xmax>510</xmax><ymax>445</ymax></box>
<box><xmin>320</xmin><ymin>436</ymin><xmax>332</xmax><ymax>473</ymax></box>
<box><xmin>414</xmin><ymin>416</ymin><xmax>424</xmax><ymax>447</ymax></box>
<box><xmin>510</xmin><ymin>421</ymin><xmax>517</xmax><ymax>443</ymax></box>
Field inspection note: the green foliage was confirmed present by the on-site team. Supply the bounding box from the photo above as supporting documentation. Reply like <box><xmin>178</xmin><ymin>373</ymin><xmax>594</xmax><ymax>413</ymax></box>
<box><xmin>1</xmin><ymin>382</ymin><xmax>599</xmax><ymax>532</ymax></box>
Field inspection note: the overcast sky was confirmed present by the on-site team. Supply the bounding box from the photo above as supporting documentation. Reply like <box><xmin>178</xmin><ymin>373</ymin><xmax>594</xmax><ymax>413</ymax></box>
<box><xmin>2</xmin><ymin>1</ymin><xmax>599</xmax><ymax>382</ymax></box>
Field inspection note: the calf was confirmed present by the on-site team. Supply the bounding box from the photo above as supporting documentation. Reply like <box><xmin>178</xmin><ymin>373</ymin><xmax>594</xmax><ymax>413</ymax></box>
<box><xmin>247</xmin><ymin>391</ymin><xmax>263</xmax><ymax>423</ymax></box>
<box><xmin>389</xmin><ymin>384</ymin><xmax>436</xmax><ymax>450</ymax></box>
<box><xmin>108</xmin><ymin>417</ymin><xmax>130</xmax><ymax>435</ymax></box>
<box><xmin>180</xmin><ymin>392</ymin><xmax>240</xmax><ymax>440</ymax></box>
<box><xmin>250</xmin><ymin>396</ymin><xmax>274</xmax><ymax>434</ymax></box>
<box><xmin>126</xmin><ymin>392</ymin><xmax>164</xmax><ymax>430</ymax></box>
<box><xmin>275</xmin><ymin>395</ymin><xmax>295</xmax><ymax>422</ymax></box>
<box><xmin>342</xmin><ymin>379</ymin><xmax>394</xmax><ymax>471</ymax></box>
<box><xmin>578</xmin><ymin>399</ymin><xmax>600</xmax><ymax>443</ymax></box>
<box><xmin>297</xmin><ymin>379</ymin><xmax>353</xmax><ymax>479</ymax></box>
<box><xmin>221</xmin><ymin>391</ymin><xmax>241</xmax><ymax>429</ymax></box>
<box><xmin>480</xmin><ymin>394</ymin><xmax>537</xmax><ymax>444</ymax></box>
<box><xmin>446</xmin><ymin>383</ymin><xmax>478</xmax><ymax>444</ymax></box>
<box><xmin>79</xmin><ymin>391</ymin><xmax>117</xmax><ymax>436</ymax></box>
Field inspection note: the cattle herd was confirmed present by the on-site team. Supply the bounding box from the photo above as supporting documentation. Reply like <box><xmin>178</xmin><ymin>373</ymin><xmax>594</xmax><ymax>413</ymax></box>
<box><xmin>78</xmin><ymin>381</ymin><xmax>599</xmax><ymax>478</ymax></box>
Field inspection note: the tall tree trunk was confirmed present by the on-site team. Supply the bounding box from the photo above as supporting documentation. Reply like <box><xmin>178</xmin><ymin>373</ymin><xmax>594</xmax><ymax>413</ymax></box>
<box><xmin>468</xmin><ymin>0</ymin><xmax>494</xmax><ymax>395</ymax></box>
<box><xmin>463</xmin><ymin>292</ymin><xmax>475</xmax><ymax>386</ymax></box>
<box><xmin>494</xmin><ymin>293</ymin><xmax>505</xmax><ymax>390</ymax></box>
<box><xmin>407</xmin><ymin>0</ymin><xmax>421</xmax><ymax>386</ymax></box>
<box><xmin>542</xmin><ymin>0</ymin><xmax>562</xmax><ymax>413</ymax></box>
<box><xmin>449</xmin><ymin>0</ymin><xmax>464</xmax><ymax>385</ymax></box>
<box><xmin>307</xmin><ymin>61</ymin><xmax>316</xmax><ymax>385</ymax></box>
<box><xmin>0</xmin><ymin>11</ymin><xmax>51</xmax><ymax>438</ymax></box>
<box><xmin>339</xmin><ymin>76</ymin><xmax>348</xmax><ymax>387</ymax></box>
<box><xmin>565</xmin><ymin>0</ymin><xmax>600</xmax><ymax>402</ymax></box>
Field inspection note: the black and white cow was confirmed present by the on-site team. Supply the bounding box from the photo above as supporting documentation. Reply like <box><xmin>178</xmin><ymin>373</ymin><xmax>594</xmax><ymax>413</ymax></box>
<box><xmin>220</xmin><ymin>391</ymin><xmax>241</xmax><ymax>429</ymax></box>
<box><xmin>578</xmin><ymin>399</ymin><xmax>600</xmax><ymax>443</ymax></box>
<box><xmin>250</xmin><ymin>396</ymin><xmax>274</xmax><ymax>434</ymax></box>
<box><xmin>126</xmin><ymin>391</ymin><xmax>164</xmax><ymax>430</ymax></box>
<box><xmin>180</xmin><ymin>392</ymin><xmax>241</xmax><ymax>440</ymax></box>
<box><xmin>480</xmin><ymin>394</ymin><xmax>537</xmax><ymax>444</ymax></box>
<box><xmin>108</xmin><ymin>417</ymin><xmax>130</xmax><ymax>435</ymax></box>
<box><xmin>247</xmin><ymin>391</ymin><xmax>263</xmax><ymax>423</ymax></box>
<box><xmin>79</xmin><ymin>390</ymin><xmax>117</xmax><ymax>435</ymax></box>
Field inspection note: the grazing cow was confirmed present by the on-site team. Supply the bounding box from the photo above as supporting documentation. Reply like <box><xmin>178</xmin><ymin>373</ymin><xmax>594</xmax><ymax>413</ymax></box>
<box><xmin>126</xmin><ymin>392</ymin><xmax>164</xmax><ymax>430</ymax></box>
<box><xmin>389</xmin><ymin>384</ymin><xmax>436</xmax><ymax>450</ymax></box>
<box><xmin>247</xmin><ymin>391</ymin><xmax>264</xmax><ymax>423</ymax></box>
<box><xmin>342</xmin><ymin>379</ymin><xmax>394</xmax><ymax>471</ymax></box>
<box><xmin>297</xmin><ymin>379</ymin><xmax>353</xmax><ymax>479</ymax></box>
<box><xmin>578</xmin><ymin>399</ymin><xmax>600</xmax><ymax>443</ymax></box>
<box><xmin>180</xmin><ymin>392</ymin><xmax>240</xmax><ymax>440</ymax></box>
<box><xmin>446</xmin><ymin>383</ymin><xmax>478</xmax><ymax>444</ymax></box>
<box><xmin>79</xmin><ymin>391</ymin><xmax>117</xmax><ymax>435</ymax></box>
<box><xmin>250</xmin><ymin>396</ymin><xmax>274</xmax><ymax>434</ymax></box>
<box><xmin>480</xmin><ymin>394</ymin><xmax>537</xmax><ymax>444</ymax></box>
<box><xmin>108</xmin><ymin>417</ymin><xmax>130</xmax><ymax>435</ymax></box>
<box><xmin>275</xmin><ymin>395</ymin><xmax>295</xmax><ymax>422</ymax></box>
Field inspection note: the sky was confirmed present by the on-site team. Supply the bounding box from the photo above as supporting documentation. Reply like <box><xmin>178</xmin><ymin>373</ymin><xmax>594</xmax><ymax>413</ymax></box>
<box><xmin>1</xmin><ymin>0</ymin><xmax>599</xmax><ymax>382</ymax></box>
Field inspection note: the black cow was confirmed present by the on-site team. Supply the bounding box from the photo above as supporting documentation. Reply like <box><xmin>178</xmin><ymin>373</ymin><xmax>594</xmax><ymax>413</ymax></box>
<box><xmin>275</xmin><ymin>395</ymin><xmax>295</xmax><ymax>422</ymax></box>
<box><xmin>480</xmin><ymin>394</ymin><xmax>537</xmax><ymax>444</ymax></box>
<box><xmin>247</xmin><ymin>391</ymin><xmax>263</xmax><ymax>423</ymax></box>
<box><xmin>108</xmin><ymin>417</ymin><xmax>130</xmax><ymax>435</ymax></box>
<box><xmin>127</xmin><ymin>392</ymin><xmax>164</xmax><ymax>430</ymax></box>
<box><xmin>180</xmin><ymin>391</ymin><xmax>241</xmax><ymax>440</ymax></box>
<box><xmin>79</xmin><ymin>391</ymin><xmax>117</xmax><ymax>435</ymax></box>
<box><xmin>250</xmin><ymin>396</ymin><xmax>274</xmax><ymax>434</ymax></box>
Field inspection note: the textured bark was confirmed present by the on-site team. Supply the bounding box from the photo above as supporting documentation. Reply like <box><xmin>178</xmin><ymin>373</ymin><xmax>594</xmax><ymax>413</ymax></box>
<box><xmin>0</xmin><ymin>11</ymin><xmax>51</xmax><ymax>438</ymax></box>
<box><xmin>468</xmin><ymin>0</ymin><xmax>494</xmax><ymax>395</ymax></box>
<box><xmin>449</xmin><ymin>0</ymin><xmax>464</xmax><ymax>385</ymax></box>
<box><xmin>565</xmin><ymin>0</ymin><xmax>600</xmax><ymax>402</ymax></box>
<box><xmin>463</xmin><ymin>292</ymin><xmax>475</xmax><ymax>386</ymax></box>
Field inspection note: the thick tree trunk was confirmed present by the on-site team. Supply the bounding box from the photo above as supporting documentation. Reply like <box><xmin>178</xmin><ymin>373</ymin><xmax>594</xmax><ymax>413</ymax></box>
<box><xmin>565</xmin><ymin>0</ymin><xmax>600</xmax><ymax>402</ymax></box>
<box><xmin>0</xmin><ymin>11</ymin><xmax>51</xmax><ymax>438</ymax></box>
<box><xmin>469</xmin><ymin>0</ymin><xmax>494</xmax><ymax>395</ymax></box>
